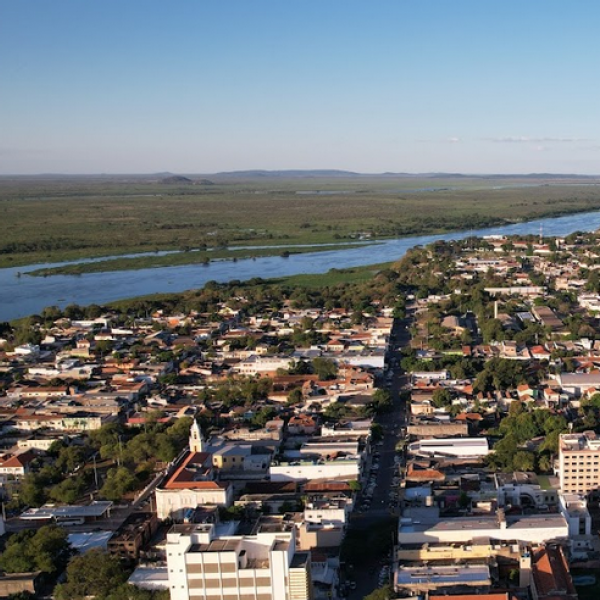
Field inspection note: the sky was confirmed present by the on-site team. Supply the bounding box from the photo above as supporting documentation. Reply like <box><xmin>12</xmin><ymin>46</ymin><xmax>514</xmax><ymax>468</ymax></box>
<box><xmin>2</xmin><ymin>1</ymin><xmax>600</xmax><ymax>175</ymax></box>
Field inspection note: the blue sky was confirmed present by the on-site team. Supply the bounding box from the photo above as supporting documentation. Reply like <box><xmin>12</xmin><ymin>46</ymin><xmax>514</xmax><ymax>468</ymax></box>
<box><xmin>2</xmin><ymin>1</ymin><xmax>600</xmax><ymax>174</ymax></box>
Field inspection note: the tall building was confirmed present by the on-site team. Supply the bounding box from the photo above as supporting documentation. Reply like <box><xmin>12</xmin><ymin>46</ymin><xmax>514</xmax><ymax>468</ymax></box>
<box><xmin>558</xmin><ymin>432</ymin><xmax>600</xmax><ymax>498</ymax></box>
<box><xmin>165</xmin><ymin>522</ymin><xmax>313</xmax><ymax>600</ymax></box>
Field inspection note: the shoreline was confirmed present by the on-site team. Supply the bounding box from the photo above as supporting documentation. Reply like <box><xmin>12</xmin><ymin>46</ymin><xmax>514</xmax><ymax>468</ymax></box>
<box><xmin>9</xmin><ymin>203</ymin><xmax>600</xmax><ymax>277</ymax></box>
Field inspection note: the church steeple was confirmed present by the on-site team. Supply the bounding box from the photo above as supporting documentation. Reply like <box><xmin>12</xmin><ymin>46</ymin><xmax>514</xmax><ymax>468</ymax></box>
<box><xmin>189</xmin><ymin>419</ymin><xmax>204</xmax><ymax>453</ymax></box>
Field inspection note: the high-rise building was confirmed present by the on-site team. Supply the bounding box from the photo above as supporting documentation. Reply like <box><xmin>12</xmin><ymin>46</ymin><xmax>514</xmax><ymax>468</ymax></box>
<box><xmin>165</xmin><ymin>521</ymin><xmax>313</xmax><ymax>600</ymax></box>
<box><xmin>558</xmin><ymin>431</ymin><xmax>600</xmax><ymax>497</ymax></box>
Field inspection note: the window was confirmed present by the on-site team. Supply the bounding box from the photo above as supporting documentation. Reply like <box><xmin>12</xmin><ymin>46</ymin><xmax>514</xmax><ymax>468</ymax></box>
<box><xmin>187</xmin><ymin>564</ymin><xmax>203</xmax><ymax>573</ymax></box>
<box><xmin>221</xmin><ymin>563</ymin><xmax>236</xmax><ymax>573</ymax></box>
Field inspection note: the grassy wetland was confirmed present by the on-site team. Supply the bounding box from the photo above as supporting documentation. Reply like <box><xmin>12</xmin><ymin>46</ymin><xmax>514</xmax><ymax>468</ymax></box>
<box><xmin>2</xmin><ymin>172</ymin><xmax>600</xmax><ymax>274</ymax></box>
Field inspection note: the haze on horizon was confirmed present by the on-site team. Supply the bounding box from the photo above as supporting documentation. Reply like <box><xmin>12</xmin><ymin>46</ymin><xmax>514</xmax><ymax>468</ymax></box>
<box><xmin>2</xmin><ymin>1</ymin><xmax>600</xmax><ymax>176</ymax></box>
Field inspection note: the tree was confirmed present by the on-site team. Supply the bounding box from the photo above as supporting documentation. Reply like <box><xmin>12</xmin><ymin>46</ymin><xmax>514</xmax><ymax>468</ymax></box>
<box><xmin>363</xmin><ymin>585</ymin><xmax>392</xmax><ymax>600</ymax></box>
<box><xmin>54</xmin><ymin>549</ymin><xmax>128</xmax><ymax>600</ymax></box>
<box><xmin>432</xmin><ymin>388</ymin><xmax>452</xmax><ymax>408</ymax></box>
<box><xmin>0</xmin><ymin>525</ymin><xmax>71</xmax><ymax>575</ymax></box>
<box><xmin>370</xmin><ymin>423</ymin><xmax>384</xmax><ymax>442</ymax></box>
<box><xmin>512</xmin><ymin>450</ymin><xmax>536</xmax><ymax>471</ymax></box>
<box><xmin>49</xmin><ymin>476</ymin><xmax>87</xmax><ymax>504</ymax></box>
<box><xmin>286</xmin><ymin>388</ymin><xmax>303</xmax><ymax>405</ymax></box>
<box><xmin>480</xmin><ymin>318</ymin><xmax>504</xmax><ymax>343</ymax></box>
<box><xmin>251</xmin><ymin>406</ymin><xmax>277</xmax><ymax>428</ymax></box>
<box><xmin>105</xmin><ymin>586</ymin><xmax>170</xmax><ymax>600</ymax></box>
<box><xmin>348</xmin><ymin>480</ymin><xmax>361</xmax><ymax>492</ymax></box>
<box><xmin>56</xmin><ymin>445</ymin><xmax>86</xmax><ymax>474</ymax></box>
<box><xmin>100</xmin><ymin>467</ymin><xmax>137</xmax><ymax>502</ymax></box>
<box><xmin>312</xmin><ymin>357</ymin><xmax>338</xmax><ymax>380</ymax></box>
<box><xmin>19</xmin><ymin>473</ymin><xmax>48</xmax><ymax>507</ymax></box>
<box><xmin>7</xmin><ymin>592</ymin><xmax>35</xmax><ymax>600</ymax></box>
<box><xmin>583</xmin><ymin>393</ymin><xmax>600</xmax><ymax>410</ymax></box>
<box><xmin>371</xmin><ymin>389</ymin><xmax>392</xmax><ymax>414</ymax></box>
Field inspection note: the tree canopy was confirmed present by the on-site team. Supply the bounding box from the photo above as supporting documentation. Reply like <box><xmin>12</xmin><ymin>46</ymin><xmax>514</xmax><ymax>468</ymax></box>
<box><xmin>0</xmin><ymin>525</ymin><xmax>71</xmax><ymax>575</ymax></box>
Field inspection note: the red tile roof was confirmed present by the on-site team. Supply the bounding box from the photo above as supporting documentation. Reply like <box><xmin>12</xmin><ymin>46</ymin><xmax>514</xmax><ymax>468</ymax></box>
<box><xmin>532</xmin><ymin>545</ymin><xmax>577</xmax><ymax>600</ymax></box>
<box><xmin>162</xmin><ymin>451</ymin><xmax>226</xmax><ymax>490</ymax></box>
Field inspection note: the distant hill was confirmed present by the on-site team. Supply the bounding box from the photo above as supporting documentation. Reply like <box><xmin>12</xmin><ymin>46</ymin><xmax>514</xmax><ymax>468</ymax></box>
<box><xmin>3</xmin><ymin>171</ymin><xmax>600</xmax><ymax>182</ymax></box>
<box><xmin>160</xmin><ymin>175</ymin><xmax>193</xmax><ymax>184</ymax></box>
<box><xmin>213</xmin><ymin>169</ymin><xmax>360</xmax><ymax>179</ymax></box>
<box><xmin>208</xmin><ymin>170</ymin><xmax>600</xmax><ymax>180</ymax></box>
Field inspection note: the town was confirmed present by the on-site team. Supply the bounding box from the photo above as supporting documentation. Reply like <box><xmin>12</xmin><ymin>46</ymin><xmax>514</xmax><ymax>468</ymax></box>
<box><xmin>2</xmin><ymin>230</ymin><xmax>600</xmax><ymax>600</ymax></box>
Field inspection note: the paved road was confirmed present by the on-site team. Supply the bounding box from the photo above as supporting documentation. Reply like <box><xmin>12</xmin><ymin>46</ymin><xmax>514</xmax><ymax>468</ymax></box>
<box><xmin>346</xmin><ymin>315</ymin><xmax>412</xmax><ymax>599</ymax></box>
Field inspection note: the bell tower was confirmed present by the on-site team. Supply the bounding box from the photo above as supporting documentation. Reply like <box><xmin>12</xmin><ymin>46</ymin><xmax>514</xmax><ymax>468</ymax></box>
<box><xmin>189</xmin><ymin>419</ymin><xmax>204</xmax><ymax>453</ymax></box>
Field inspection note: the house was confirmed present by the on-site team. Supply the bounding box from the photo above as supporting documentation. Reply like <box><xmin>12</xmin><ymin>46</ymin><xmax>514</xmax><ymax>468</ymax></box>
<box><xmin>0</xmin><ymin>450</ymin><xmax>37</xmax><ymax>476</ymax></box>
<box><xmin>288</xmin><ymin>415</ymin><xmax>318</xmax><ymax>436</ymax></box>
<box><xmin>531</xmin><ymin>545</ymin><xmax>577</xmax><ymax>600</ymax></box>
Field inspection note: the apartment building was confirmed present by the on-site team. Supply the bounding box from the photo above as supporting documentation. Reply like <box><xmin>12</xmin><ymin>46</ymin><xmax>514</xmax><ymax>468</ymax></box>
<box><xmin>165</xmin><ymin>522</ymin><xmax>312</xmax><ymax>600</ymax></box>
<box><xmin>558</xmin><ymin>431</ymin><xmax>600</xmax><ymax>498</ymax></box>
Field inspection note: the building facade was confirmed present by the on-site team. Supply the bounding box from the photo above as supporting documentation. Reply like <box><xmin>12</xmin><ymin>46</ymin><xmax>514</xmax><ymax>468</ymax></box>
<box><xmin>558</xmin><ymin>432</ymin><xmax>600</xmax><ymax>498</ymax></box>
<box><xmin>165</xmin><ymin>522</ymin><xmax>312</xmax><ymax>600</ymax></box>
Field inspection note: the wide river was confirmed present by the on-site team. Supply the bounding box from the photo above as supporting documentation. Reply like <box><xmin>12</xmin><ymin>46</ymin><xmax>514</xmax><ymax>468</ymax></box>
<box><xmin>2</xmin><ymin>210</ymin><xmax>600</xmax><ymax>322</ymax></box>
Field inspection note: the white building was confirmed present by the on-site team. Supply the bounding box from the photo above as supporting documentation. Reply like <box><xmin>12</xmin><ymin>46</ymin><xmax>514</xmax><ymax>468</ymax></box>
<box><xmin>233</xmin><ymin>356</ymin><xmax>294</xmax><ymax>376</ymax></box>
<box><xmin>407</xmin><ymin>437</ymin><xmax>489</xmax><ymax>459</ymax></box>
<box><xmin>269</xmin><ymin>457</ymin><xmax>360</xmax><ymax>482</ymax></box>
<box><xmin>559</xmin><ymin>494</ymin><xmax>592</xmax><ymax>537</ymax></box>
<box><xmin>397</xmin><ymin>510</ymin><xmax>568</xmax><ymax>546</ymax></box>
<box><xmin>155</xmin><ymin>422</ymin><xmax>232</xmax><ymax>520</ymax></box>
<box><xmin>557</xmin><ymin>373</ymin><xmax>600</xmax><ymax>397</ymax></box>
<box><xmin>165</xmin><ymin>522</ymin><xmax>313</xmax><ymax>600</ymax></box>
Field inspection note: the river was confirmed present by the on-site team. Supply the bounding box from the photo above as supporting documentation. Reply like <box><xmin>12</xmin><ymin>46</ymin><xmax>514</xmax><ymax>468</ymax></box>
<box><xmin>2</xmin><ymin>210</ymin><xmax>600</xmax><ymax>321</ymax></box>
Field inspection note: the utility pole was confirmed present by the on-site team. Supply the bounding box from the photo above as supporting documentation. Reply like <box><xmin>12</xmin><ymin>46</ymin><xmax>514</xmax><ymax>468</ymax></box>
<box><xmin>93</xmin><ymin>452</ymin><xmax>99</xmax><ymax>490</ymax></box>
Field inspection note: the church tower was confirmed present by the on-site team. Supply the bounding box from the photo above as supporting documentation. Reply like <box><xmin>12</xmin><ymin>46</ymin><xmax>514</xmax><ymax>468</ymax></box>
<box><xmin>189</xmin><ymin>419</ymin><xmax>204</xmax><ymax>453</ymax></box>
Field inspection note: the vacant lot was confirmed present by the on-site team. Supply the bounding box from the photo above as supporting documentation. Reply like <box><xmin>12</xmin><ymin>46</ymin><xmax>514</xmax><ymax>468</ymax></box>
<box><xmin>2</xmin><ymin>174</ymin><xmax>600</xmax><ymax>268</ymax></box>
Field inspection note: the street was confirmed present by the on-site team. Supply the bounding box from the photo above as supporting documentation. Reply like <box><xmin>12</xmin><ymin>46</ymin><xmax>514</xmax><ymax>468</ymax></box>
<box><xmin>346</xmin><ymin>314</ymin><xmax>412</xmax><ymax>599</ymax></box>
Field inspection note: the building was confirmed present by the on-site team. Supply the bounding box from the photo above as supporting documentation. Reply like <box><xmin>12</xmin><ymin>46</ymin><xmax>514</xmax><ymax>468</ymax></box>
<box><xmin>395</xmin><ymin>564</ymin><xmax>491</xmax><ymax>595</ymax></box>
<box><xmin>407</xmin><ymin>437</ymin><xmax>489</xmax><ymax>459</ymax></box>
<box><xmin>558</xmin><ymin>431</ymin><xmax>600</xmax><ymax>498</ymax></box>
<box><xmin>165</xmin><ymin>521</ymin><xmax>313</xmax><ymax>600</ymax></box>
<box><xmin>20</xmin><ymin>501</ymin><xmax>113</xmax><ymax>525</ymax></box>
<box><xmin>296</xmin><ymin>498</ymin><xmax>348</xmax><ymax>551</ymax></box>
<box><xmin>269</xmin><ymin>457</ymin><xmax>360</xmax><ymax>483</ymax></box>
<box><xmin>557</xmin><ymin>373</ymin><xmax>600</xmax><ymax>397</ymax></box>
<box><xmin>531</xmin><ymin>545</ymin><xmax>578</xmax><ymax>600</ymax></box>
<box><xmin>0</xmin><ymin>450</ymin><xmax>37</xmax><ymax>477</ymax></box>
<box><xmin>108</xmin><ymin>511</ymin><xmax>158</xmax><ymax>559</ymax></box>
<box><xmin>397</xmin><ymin>509</ymin><xmax>568</xmax><ymax>546</ymax></box>
<box><xmin>155</xmin><ymin>421</ymin><xmax>233</xmax><ymax>520</ymax></box>
<box><xmin>559</xmin><ymin>494</ymin><xmax>592</xmax><ymax>538</ymax></box>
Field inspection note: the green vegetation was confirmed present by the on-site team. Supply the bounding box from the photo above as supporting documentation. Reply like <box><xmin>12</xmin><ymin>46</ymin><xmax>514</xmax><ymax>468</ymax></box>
<box><xmin>0</xmin><ymin>525</ymin><xmax>71</xmax><ymax>576</ymax></box>
<box><xmin>363</xmin><ymin>586</ymin><xmax>393</xmax><ymax>600</ymax></box>
<box><xmin>13</xmin><ymin>418</ymin><xmax>195</xmax><ymax>507</ymax></box>
<box><xmin>54</xmin><ymin>549</ymin><xmax>168</xmax><ymax>600</ymax></box>
<box><xmin>3</xmin><ymin>174</ymin><xmax>600</xmax><ymax>269</ymax></box>
<box><xmin>487</xmin><ymin>403</ymin><xmax>568</xmax><ymax>473</ymax></box>
<box><xmin>26</xmin><ymin>243</ymin><xmax>370</xmax><ymax>277</ymax></box>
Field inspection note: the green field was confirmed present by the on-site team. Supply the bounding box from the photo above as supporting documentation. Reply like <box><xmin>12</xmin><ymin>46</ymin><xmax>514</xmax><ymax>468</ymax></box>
<box><xmin>2</xmin><ymin>173</ymin><xmax>600</xmax><ymax>271</ymax></box>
